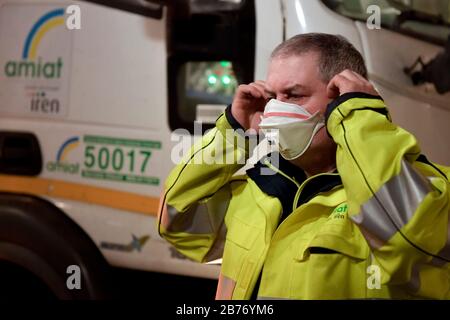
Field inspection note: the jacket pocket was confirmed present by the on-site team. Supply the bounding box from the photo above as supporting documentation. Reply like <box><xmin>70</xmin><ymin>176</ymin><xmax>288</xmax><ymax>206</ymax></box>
<box><xmin>289</xmin><ymin>230</ymin><xmax>370</xmax><ymax>299</ymax></box>
<box><xmin>225</xmin><ymin>216</ymin><xmax>260</xmax><ymax>250</ymax></box>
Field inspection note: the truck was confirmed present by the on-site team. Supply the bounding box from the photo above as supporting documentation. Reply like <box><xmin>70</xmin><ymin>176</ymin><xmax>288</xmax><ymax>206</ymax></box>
<box><xmin>0</xmin><ymin>0</ymin><xmax>449</xmax><ymax>299</ymax></box>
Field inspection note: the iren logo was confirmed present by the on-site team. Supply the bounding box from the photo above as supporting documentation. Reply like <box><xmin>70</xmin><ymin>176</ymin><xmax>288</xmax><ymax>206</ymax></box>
<box><xmin>46</xmin><ymin>136</ymin><xmax>80</xmax><ymax>174</ymax></box>
<box><xmin>29</xmin><ymin>91</ymin><xmax>60</xmax><ymax>114</ymax></box>
<box><xmin>4</xmin><ymin>8</ymin><xmax>65</xmax><ymax>79</ymax></box>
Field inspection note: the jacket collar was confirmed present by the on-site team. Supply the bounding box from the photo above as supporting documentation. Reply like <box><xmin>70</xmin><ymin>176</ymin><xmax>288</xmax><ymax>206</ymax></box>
<box><xmin>247</xmin><ymin>152</ymin><xmax>342</xmax><ymax>218</ymax></box>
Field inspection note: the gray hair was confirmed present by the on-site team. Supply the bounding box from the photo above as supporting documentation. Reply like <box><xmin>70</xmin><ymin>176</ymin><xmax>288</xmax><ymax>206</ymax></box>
<box><xmin>271</xmin><ymin>33</ymin><xmax>368</xmax><ymax>82</ymax></box>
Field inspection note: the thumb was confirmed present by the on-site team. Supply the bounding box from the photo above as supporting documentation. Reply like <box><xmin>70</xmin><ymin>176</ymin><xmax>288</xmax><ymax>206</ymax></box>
<box><xmin>326</xmin><ymin>78</ymin><xmax>340</xmax><ymax>99</ymax></box>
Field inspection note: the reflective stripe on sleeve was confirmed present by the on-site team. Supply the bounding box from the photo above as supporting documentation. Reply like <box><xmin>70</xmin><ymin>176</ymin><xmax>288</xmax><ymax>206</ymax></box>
<box><xmin>162</xmin><ymin>185</ymin><xmax>231</xmax><ymax>234</ymax></box>
<box><xmin>163</xmin><ymin>200</ymin><xmax>229</xmax><ymax>234</ymax></box>
<box><xmin>204</xmin><ymin>222</ymin><xmax>227</xmax><ymax>262</ymax></box>
<box><xmin>351</xmin><ymin>159</ymin><xmax>432</xmax><ymax>244</ymax></box>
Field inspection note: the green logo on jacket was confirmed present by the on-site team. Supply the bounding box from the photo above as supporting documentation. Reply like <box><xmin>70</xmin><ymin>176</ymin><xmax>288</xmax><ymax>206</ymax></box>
<box><xmin>331</xmin><ymin>203</ymin><xmax>348</xmax><ymax>219</ymax></box>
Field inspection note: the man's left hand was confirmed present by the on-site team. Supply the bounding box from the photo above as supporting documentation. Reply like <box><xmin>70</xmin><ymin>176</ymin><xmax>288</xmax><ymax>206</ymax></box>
<box><xmin>326</xmin><ymin>69</ymin><xmax>379</xmax><ymax>99</ymax></box>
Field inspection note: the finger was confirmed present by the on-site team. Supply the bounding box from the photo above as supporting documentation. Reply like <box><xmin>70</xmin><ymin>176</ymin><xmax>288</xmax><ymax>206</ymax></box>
<box><xmin>357</xmin><ymin>76</ymin><xmax>379</xmax><ymax>95</ymax></box>
<box><xmin>238</xmin><ymin>84</ymin><xmax>262</xmax><ymax>99</ymax></box>
<box><xmin>352</xmin><ymin>72</ymin><xmax>367</xmax><ymax>82</ymax></box>
<box><xmin>347</xmin><ymin>71</ymin><xmax>373</xmax><ymax>88</ymax></box>
<box><xmin>326</xmin><ymin>74</ymin><xmax>352</xmax><ymax>98</ymax></box>
<box><xmin>248</xmin><ymin>87</ymin><xmax>268</xmax><ymax>112</ymax></box>
<box><xmin>254</xmin><ymin>80</ymin><xmax>268</xmax><ymax>93</ymax></box>
<box><xmin>249</xmin><ymin>82</ymin><xmax>269</xmax><ymax>100</ymax></box>
<box><xmin>340</xmin><ymin>69</ymin><xmax>361</xmax><ymax>82</ymax></box>
<box><xmin>249</xmin><ymin>82</ymin><xmax>266</xmax><ymax>91</ymax></box>
<box><xmin>341</xmin><ymin>70</ymin><xmax>379</xmax><ymax>94</ymax></box>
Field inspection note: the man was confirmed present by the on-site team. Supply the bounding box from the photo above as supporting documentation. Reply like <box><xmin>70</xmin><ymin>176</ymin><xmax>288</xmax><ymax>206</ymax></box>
<box><xmin>157</xmin><ymin>33</ymin><xmax>450</xmax><ymax>299</ymax></box>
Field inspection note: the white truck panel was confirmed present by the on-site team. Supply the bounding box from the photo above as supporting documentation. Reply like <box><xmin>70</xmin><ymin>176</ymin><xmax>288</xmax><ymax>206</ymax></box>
<box><xmin>254</xmin><ymin>0</ymin><xmax>284</xmax><ymax>80</ymax></box>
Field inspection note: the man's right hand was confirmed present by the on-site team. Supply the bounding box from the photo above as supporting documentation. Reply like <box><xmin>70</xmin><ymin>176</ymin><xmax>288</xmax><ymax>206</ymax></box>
<box><xmin>230</xmin><ymin>80</ymin><xmax>268</xmax><ymax>131</ymax></box>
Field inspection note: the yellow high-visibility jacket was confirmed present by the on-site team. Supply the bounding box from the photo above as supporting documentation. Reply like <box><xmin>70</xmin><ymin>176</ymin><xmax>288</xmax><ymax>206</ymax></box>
<box><xmin>157</xmin><ymin>92</ymin><xmax>450</xmax><ymax>299</ymax></box>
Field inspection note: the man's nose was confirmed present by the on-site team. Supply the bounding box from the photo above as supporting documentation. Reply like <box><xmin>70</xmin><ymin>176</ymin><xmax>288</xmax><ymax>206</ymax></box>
<box><xmin>275</xmin><ymin>95</ymin><xmax>289</xmax><ymax>103</ymax></box>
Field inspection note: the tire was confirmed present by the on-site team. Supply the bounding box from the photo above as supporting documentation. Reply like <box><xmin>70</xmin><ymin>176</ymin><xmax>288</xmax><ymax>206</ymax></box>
<box><xmin>0</xmin><ymin>192</ymin><xmax>113</xmax><ymax>300</ymax></box>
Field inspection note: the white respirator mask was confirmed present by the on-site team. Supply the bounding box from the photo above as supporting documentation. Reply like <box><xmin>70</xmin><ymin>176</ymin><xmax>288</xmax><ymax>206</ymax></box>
<box><xmin>258</xmin><ymin>99</ymin><xmax>325</xmax><ymax>160</ymax></box>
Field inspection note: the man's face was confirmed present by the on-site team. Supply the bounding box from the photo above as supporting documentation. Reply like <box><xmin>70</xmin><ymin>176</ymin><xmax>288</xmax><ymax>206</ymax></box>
<box><xmin>265</xmin><ymin>51</ymin><xmax>330</xmax><ymax>115</ymax></box>
<box><xmin>264</xmin><ymin>51</ymin><xmax>336</xmax><ymax>167</ymax></box>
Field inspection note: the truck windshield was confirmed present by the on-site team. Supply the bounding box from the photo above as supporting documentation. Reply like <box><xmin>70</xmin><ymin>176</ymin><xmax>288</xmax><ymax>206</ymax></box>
<box><xmin>322</xmin><ymin>0</ymin><xmax>450</xmax><ymax>45</ymax></box>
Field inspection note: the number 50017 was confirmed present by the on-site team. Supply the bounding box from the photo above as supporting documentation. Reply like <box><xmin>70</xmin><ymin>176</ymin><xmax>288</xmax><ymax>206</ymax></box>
<box><xmin>84</xmin><ymin>145</ymin><xmax>151</xmax><ymax>173</ymax></box>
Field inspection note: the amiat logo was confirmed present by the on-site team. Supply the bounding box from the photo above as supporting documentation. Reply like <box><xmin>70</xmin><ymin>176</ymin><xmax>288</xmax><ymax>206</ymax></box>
<box><xmin>0</xmin><ymin>4</ymin><xmax>77</xmax><ymax>118</ymax></box>
<box><xmin>4</xmin><ymin>8</ymin><xmax>65</xmax><ymax>79</ymax></box>
<box><xmin>46</xmin><ymin>136</ymin><xmax>80</xmax><ymax>174</ymax></box>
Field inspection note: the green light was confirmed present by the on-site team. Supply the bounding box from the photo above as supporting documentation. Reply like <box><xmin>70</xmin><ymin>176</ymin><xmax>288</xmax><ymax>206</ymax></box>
<box><xmin>220</xmin><ymin>61</ymin><xmax>231</xmax><ymax>68</ymax></box>
<box><xmin>222</xmin><ymin>75</ymin><xmax>231</xmax><ymax>85</ymax></box>
<box><xmin>208</xmin><ymin>75</ymin><xmax>217</xmax><ymax>85</ymax></box>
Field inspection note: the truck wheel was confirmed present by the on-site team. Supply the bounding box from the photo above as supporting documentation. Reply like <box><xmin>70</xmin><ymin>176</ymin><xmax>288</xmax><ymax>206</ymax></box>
<box><xmin>0</xmin><ymin>192</ymin><xmax>113</xmax><ymax>300</ymax></box>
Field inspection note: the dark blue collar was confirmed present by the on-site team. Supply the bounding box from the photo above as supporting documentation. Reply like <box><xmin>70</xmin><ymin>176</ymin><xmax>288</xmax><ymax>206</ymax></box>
<box><xmin>247</xmin><ymin>153</ymin><xmax>342</xmax><ymax>220</ymax></box>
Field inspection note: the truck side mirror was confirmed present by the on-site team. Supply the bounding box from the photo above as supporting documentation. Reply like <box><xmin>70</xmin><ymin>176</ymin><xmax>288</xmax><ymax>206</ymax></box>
<box><xmin>405</xmin><ymin>36</ymin><xmax>450</xmax><ymax>94</ymax></box>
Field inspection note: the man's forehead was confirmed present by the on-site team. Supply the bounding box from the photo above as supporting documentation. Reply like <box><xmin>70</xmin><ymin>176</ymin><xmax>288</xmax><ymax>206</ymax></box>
<box><xmin>269</xmin><ymin>52</ymin><xmax>320</xmax><ymax>70</ymax></box>
<box><xmin>266</xmin><ymin>53</ymin><xmax>320</xmax><ymax>90</ymax></box>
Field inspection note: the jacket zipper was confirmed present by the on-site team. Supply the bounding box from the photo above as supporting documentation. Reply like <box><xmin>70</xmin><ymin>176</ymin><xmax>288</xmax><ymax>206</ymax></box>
<box><xmin>292</xmin><ymin>172</ymin><xmax>341</xmax><ymax>211</ymax></box>
<box><xmin>263</xmin><ymin>159</ymin><xmax>339</xmax><ymax>213</ymax></box>
<box><xmin>263</xmin><ymin>159</ymin><xmax>300</xmax><ymax>188</ymax></box>
<box><xmin>263</xmin><ymin>158</ymin><xmax>301</xmax><ymax>215</ymax></box>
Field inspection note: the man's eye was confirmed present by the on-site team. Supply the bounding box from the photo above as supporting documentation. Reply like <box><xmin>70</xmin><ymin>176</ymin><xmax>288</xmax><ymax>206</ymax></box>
<box><xmin>288</xmin><ymin>94</ymin><xmax>305</xmax><ymax>100</ymax></box>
